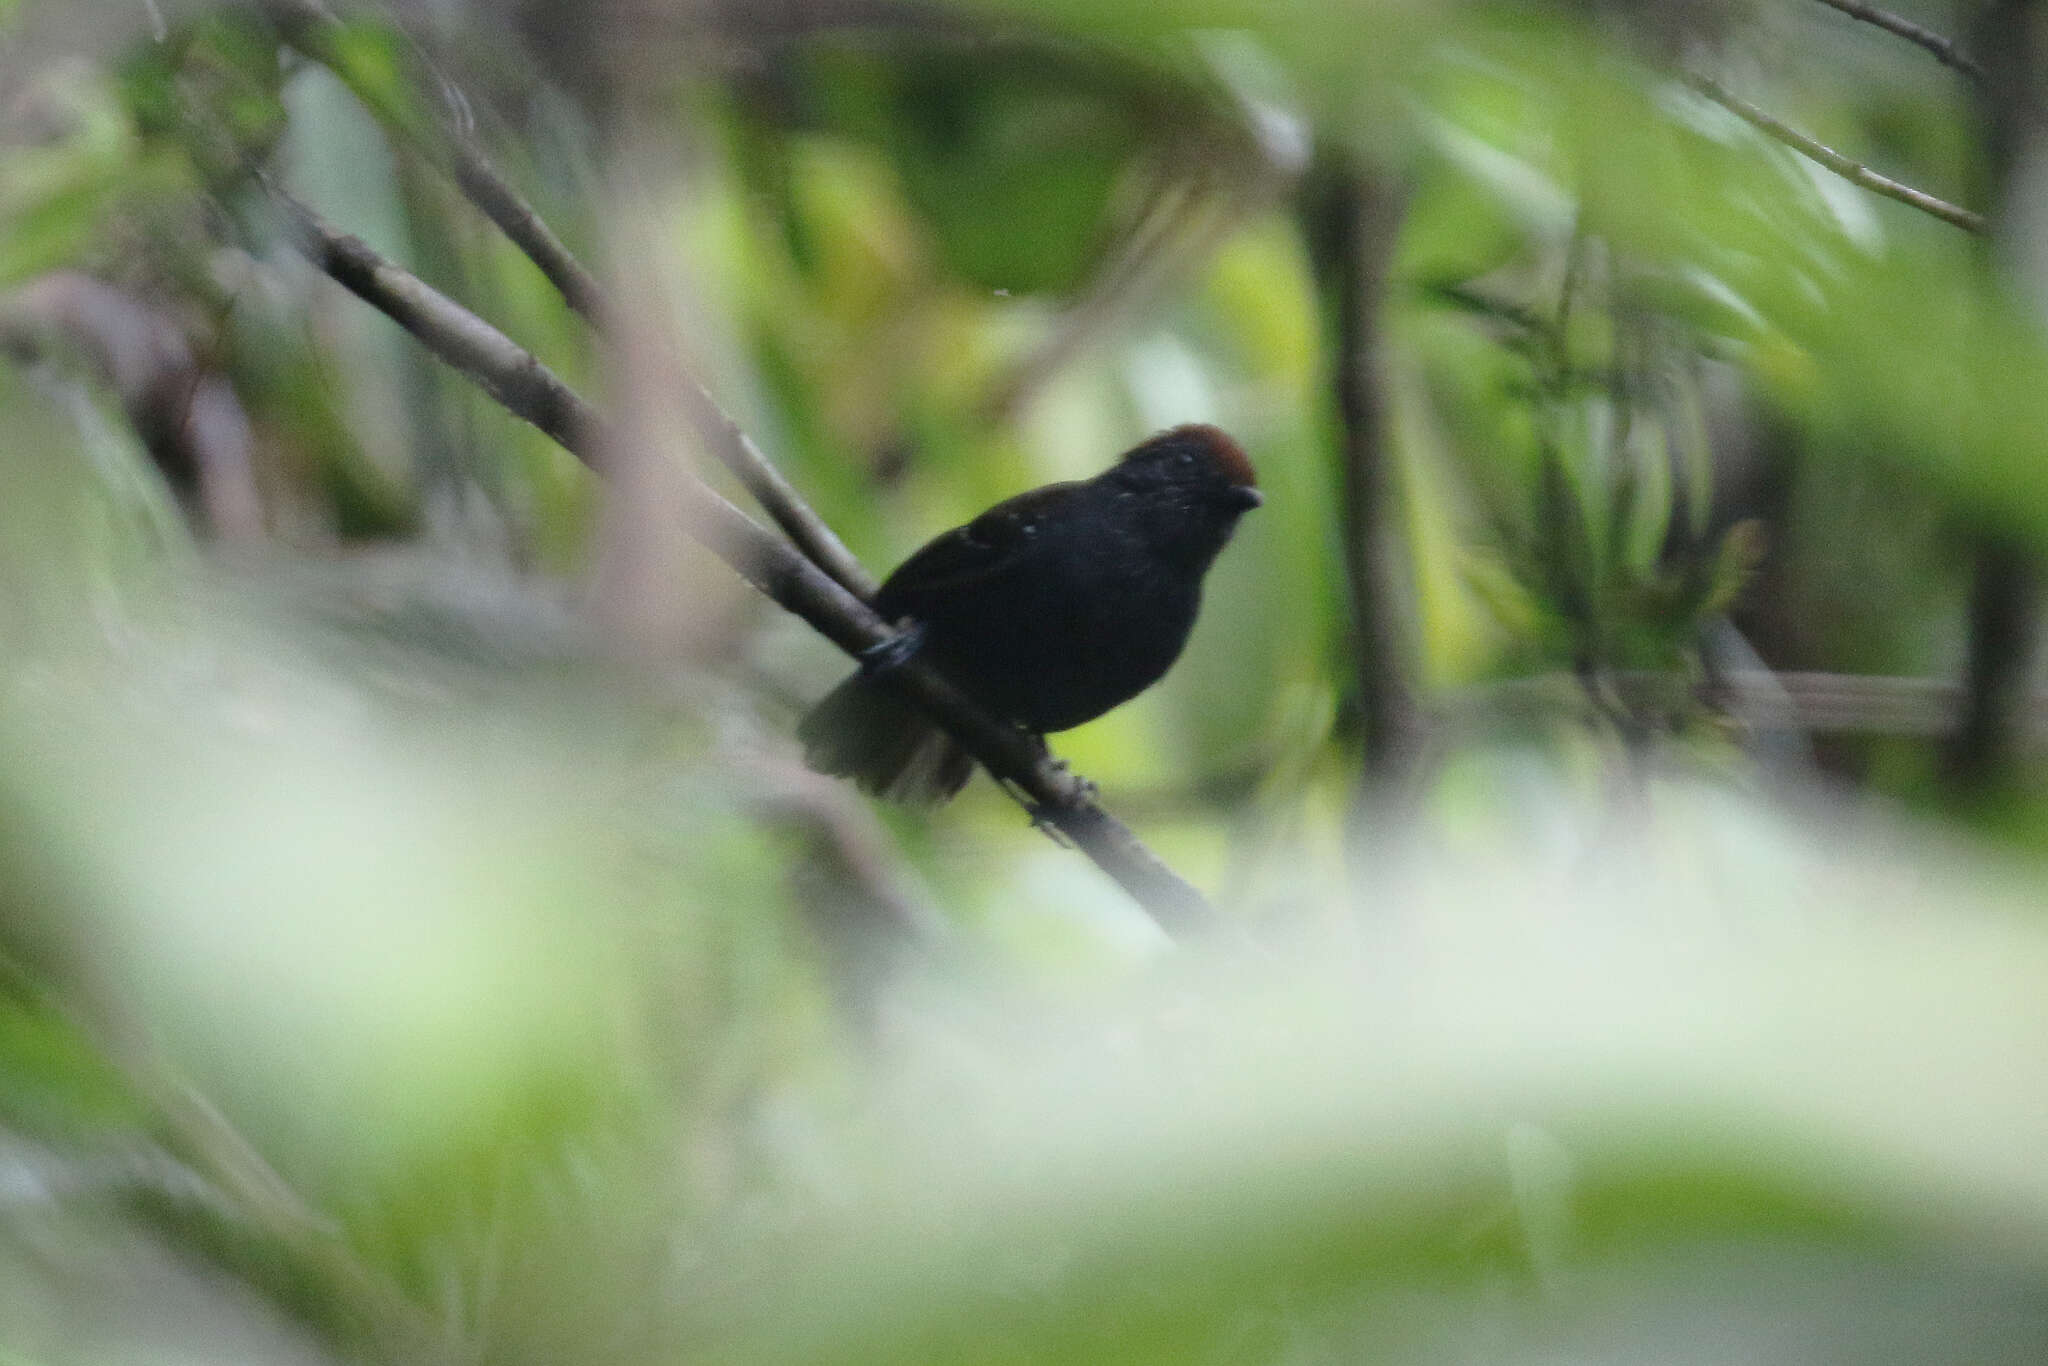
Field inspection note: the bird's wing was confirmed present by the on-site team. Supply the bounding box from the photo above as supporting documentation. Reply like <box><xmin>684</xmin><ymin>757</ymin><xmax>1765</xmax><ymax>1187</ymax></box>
<box><xmin>873</xmin><ymin>481</ymin><xmax>1082</xmax><ymax>619</ymax></box>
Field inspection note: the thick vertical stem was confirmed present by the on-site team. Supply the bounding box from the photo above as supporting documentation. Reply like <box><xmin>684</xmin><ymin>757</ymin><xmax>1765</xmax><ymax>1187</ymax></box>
<box><xmin>1305</xmin><ymin>152</ymin><xmax>1424</xmax><ymax>800</ymax></box>
<box><xmin>1946</xmin><ymin>0</ymin><xmax>2044</xmax><ymax>792</ymax></box>
<box><xmin>1947</xmin><ymin>543</ymin><xmax>2036</xmax><ymax>787</ymax></box>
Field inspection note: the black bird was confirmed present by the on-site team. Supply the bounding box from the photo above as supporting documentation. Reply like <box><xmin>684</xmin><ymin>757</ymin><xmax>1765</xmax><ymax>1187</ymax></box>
<box><xmin>799</xmin><ymin>424</ymin><xmax>1262</xmax><ymax>802</ymax></box>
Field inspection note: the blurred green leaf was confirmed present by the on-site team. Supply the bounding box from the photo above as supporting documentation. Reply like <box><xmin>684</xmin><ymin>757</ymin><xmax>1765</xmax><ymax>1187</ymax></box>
<box><xmin>801</xmin><ymin>43</ymin><xmax>1149</xmax><ymax>295</ymax></box>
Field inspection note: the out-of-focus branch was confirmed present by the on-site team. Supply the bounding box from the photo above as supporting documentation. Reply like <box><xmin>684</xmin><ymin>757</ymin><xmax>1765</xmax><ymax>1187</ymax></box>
<box><xmin>1942</xmin><ymin>545</ymin><xmax>2037</xmax><ymax>787</ymax></box>
<box><xmin>1685</xmin><ymin>72</ymin><xmax>1986</xmax><ymax>234</ymax></box>
<box><xmin>262</xmin><ymin>0</ymin><xmax>606</xmax><ymax>321</ymax></box>
<box><xmin>1944</xmin><ymin>0</ymin><xmax>2043</xmax><ymax>792</ymax></box>
<box><xmin>1446</xmin><ymin>669</ymin><xmax>2048</xmax><ymax>741</ymax></box>
<box><xmin>2</xmin><ymin>273</ymin><xmax>264</xmax><ymax>540</ymax></box>
<box><xmin>270</xmin><ymin>190</ymin><xmax>1213</xmax><ymax>933</ymax></box>
<box><xmin>751</xmin><ymin>759</ymin><xmax>950</xmax><ymax>942</ymax></box>
<box><xmin>676</xmin><ymin>380</ymin><xmax>882</xmax><ymax>600</ymax></box>
<box><xmin>1305</xmin><ymin>152</ymin><xmax>1425</xmax><ymax>794</ymax></box>
<box><xmin>1424</xmin><ymin>282</ymin><xmax>1556</xmax><ymax>339</ymax></box>
<box><xmin>1810</xmin><ymin>0</ymin><xmax>1981</xmax><ymax>80</ymax></box>
<box><xmin>274</xmin><ymin>189</ymin><xmax>606</xmax><ymax>457</ymax></box>
<box><xmin>261</xmin><ymin>0</ymin><xmax>879</xmax><ymax>600</ymax></box>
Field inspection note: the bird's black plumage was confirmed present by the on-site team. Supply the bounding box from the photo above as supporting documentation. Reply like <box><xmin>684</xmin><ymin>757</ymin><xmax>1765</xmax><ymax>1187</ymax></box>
<box><xmin>799</xmin><ymin>424</ymin><xmax>1261</xmax><ymax>802</ymax></box>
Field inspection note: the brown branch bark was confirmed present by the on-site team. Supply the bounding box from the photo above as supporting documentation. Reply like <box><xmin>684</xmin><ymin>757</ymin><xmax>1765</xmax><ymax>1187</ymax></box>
<box><xmin>1305</xmin><ymin>153</ymin><xmax>1425</xmax><ymax>796</ymax></box>
<box><xmin>675</xmin><ymin>380</ymin><xmax>881</xmax><ymax>599</ymax></box>
<box><xmin>263</xmin><ymin>0</ymin><xmax>608</xmax><ymax>319</ymax></box>
<box><xmin>1810</xmin><ymin>0</ymin><xmax>1981</xmax><ymax>81</ymax></box>
<box><xmin>277</xmin><ymin>190</ymin><xmax>605</xmax><ymax>456</ymax></box>
<box><xmin>1685</xmin><ymin>73</ymin><xmax>1986</xmax><ymax>235</ymax></box>
<box><xmin>270</xmin><ymin>189</ymin><xmax>1213</xmax><ymax>933</ymax></box>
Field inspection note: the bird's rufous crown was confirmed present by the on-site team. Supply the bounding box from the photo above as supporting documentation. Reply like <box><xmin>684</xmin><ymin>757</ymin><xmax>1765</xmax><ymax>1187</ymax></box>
<box><xmin>1138</xmin><ymin>423</ymin><xmax>1258</xmax><ymax>488</ymax></box>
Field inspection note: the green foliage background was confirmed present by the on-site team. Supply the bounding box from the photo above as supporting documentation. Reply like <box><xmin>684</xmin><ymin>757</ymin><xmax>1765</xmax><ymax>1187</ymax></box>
<box><xmin>1</xmin><ymin>0</ymin><xmax>2046</xmax><ymax>1362</ymax></box>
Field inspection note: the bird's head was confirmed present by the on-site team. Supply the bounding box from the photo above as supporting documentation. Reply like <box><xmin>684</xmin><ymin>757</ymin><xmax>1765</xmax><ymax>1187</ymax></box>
<box><xmin>1102</xmin><ymin>424</ymin><xmax>1263</xmax><ymax>563</ymax></box>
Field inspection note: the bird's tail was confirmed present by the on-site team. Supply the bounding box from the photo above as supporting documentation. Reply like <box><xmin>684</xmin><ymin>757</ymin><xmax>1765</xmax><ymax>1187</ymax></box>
<box><xmin>797</xmin><ymin>673</ymin><xmax>975</xmax><ymax>804</ymax></box>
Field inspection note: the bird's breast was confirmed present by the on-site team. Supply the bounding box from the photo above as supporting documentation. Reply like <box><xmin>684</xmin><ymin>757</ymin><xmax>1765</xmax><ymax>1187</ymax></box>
<box><xmin>920</xmin><ymin>533</ymin><xmax>1203</xmax><ymax>733</ymax></box>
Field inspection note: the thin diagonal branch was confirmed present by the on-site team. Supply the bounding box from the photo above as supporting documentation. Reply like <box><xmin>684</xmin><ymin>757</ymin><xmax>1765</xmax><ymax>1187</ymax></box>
<box><xmin>691</xmin><ymin>494</ymin><xmax>1213</xmax><ymax>932</ymax></box>
<box><xmin>276</xmin><ymin>186</ymin><xmax>606</xmax><ymax>456</ymax></box>
<box><xmin>1686</xmin><ymin>72</ymin><xmax>1986</xmax><ymax>234</ymax></box>
<box><xmin>1811</xmin><ymin>0</ymin><xmax>1981</xmax><ymax>81</ymax></box>
<box><xmin>260</xmin><ymin>0</ymin><xmax>879</xmax><ymax>600</ymax></box>
<box><xmin>675</xmin><ymin>381</ymin><xmax>881</xmax><ymax>599</ymax></box>
<box><xmin>261</xmin><ymin>0</ymin><xmax>607</xmax><ymax>320</ymax></box>
<box><xmin>271</xmin><ymin>190</ymin><xmax>1212</xmax><ymax>933</ymax></box>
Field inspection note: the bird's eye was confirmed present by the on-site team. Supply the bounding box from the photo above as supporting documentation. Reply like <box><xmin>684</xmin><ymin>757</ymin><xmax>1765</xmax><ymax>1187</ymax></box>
<box><xmin>1178</xmin><ymin>452</ymin><xmax>1194</xmax><ymax>465</ymax></box>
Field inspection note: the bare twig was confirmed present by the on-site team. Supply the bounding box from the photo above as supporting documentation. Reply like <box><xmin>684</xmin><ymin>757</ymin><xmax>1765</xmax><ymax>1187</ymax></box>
<box><xmin>261</xmin><ymin>0</ymin><xmax>878</xmax><ymax>599</ymax></box>
<box><xmin>1685</xmin><ymin>72</ymin><xmax>1986</xmax><ymax>234</ymax></box>
<box><xmin>262</xmin><ymin>0</ymin><xmax>604</xmax><ymax>319</ymax></box>
<box><xmin>1811</xmin><ymin>0</ymin><xmax>1982</xmax><ymax>81</ymax></box>
<box><xmin>271</xmin><ymin>190</ymin><xmax>1212</xmax><ymax>932</ymax></box>
<box><xmin>446</xmin><ymin>148</ymin><xmax>608</xmax><ymax>321</ymax></box>
<box><xmin>274</xmin><ymin>188</ymin><xmax>606</xmax><ymax>457</ymax></box>
<box><xmin>676</xmin><ymin>381</ymin><xmax>880</xmax><ymax>599</ymax></box>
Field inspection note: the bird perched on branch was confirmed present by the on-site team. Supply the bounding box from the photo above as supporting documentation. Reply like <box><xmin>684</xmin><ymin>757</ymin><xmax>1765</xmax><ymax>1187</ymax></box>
<box><xmin>800</xmin><ymin>423</ymin><xmax>1262</xmax><ymax>802</ymax></box>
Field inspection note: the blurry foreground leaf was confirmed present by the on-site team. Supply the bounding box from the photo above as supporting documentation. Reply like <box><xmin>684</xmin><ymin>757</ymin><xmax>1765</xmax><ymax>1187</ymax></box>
<box><xmin>677</xmin><ymin>782</ymin><xmax>2048</xmax><ymax>1366</ymax></box>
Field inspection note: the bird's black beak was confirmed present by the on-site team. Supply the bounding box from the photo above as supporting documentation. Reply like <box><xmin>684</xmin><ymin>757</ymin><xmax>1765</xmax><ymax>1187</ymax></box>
<box><xmin>1225</xmin><ymin>485</ymin><xmax>1264</xmax><ymax>511</ymax></box>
